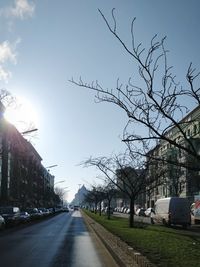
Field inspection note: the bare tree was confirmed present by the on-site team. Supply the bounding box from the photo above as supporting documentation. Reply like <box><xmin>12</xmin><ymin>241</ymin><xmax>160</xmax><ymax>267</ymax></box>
<box><xmin>84</xmin><ymin>185</ymin><xmax>105</xmax><ymax>214</ymax></box>
<box><xmin>102</xmin><ymin>181</ymin><xmax>117</xmax><ymax>219</ymax></box>
<box><xmin>82</xmin><ymin>151</ymin><xmax>164</xmax><ymax>227</ymax></box>
<box><xmin>0</xmin><ymin>89</ymin><xmax>16</xmax><ymax>108</ymax></box>
<box><xmin>54</xmin><ymin>187</ymin><xmax>66</xmax><ymax>205</ymax></box>
<box><xmin>71</xmin><ymin>9</ymin><xmax>200</xmax><ymax>169</ymax></box>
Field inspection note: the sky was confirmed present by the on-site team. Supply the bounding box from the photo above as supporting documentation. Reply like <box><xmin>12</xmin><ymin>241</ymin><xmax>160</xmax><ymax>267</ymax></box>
<box><xmin>0</xmin><ymin>0</ymin><xmax>200</xmax><ymax>202</ymax></box>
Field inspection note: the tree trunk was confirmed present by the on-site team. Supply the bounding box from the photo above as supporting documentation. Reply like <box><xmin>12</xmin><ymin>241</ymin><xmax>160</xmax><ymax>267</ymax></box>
<box><xmin>107</xmin><ymin>200</ymin><xmax>111</xmax><ymax>220</ymax></box>
<box><xmin>129</xmin><ymin>197</ymin><xmax>135</xmax><ymax>228</ymax></box>
<box><xmin>99</xmin><ymin>201</ymin><xmax>102</xmax><ymax>216</ymax></box>
<box><xmin>95</xmin><ymin>202</ymin><xmax>97</xmax><ymax>214</ymax></box>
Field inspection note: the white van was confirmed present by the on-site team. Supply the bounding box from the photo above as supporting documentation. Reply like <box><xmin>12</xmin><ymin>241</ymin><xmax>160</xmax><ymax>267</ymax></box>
<box><xmin>152</xmin><ymin>197</ymin><xmax>191</xmax><ymax>228</ymax></box>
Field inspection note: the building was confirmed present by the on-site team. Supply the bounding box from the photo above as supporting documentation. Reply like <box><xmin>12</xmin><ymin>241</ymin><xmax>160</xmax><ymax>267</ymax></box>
<box><xmin>115</xmin><ymin>167</ymin><xmax>146</xmax><ymax>210</ymax></box>
<box><xmin>71</xmin><ymin>185</ymin><xmax>88</xmax><ymax>206</ymax></box>
<box><xmin>147</xmin><ymin>105</ymin><xmax>200</xmax><ymax>206</ymax></box>
<box><xmin>0</xmin><ymin>102</ymin><xmax>58</xmax><ymax>208</ymax></box>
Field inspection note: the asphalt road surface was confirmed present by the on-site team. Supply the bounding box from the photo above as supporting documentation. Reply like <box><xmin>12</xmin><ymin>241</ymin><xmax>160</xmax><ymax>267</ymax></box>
<box><xmin>0</xmin><ymin>210</ymin><xmax>118</xmax><ymax>267</ymax></box>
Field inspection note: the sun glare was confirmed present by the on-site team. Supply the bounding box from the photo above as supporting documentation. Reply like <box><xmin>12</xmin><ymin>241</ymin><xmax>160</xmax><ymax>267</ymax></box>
<box><xmin>4</xmin><ymin>96</ymin><xmax>38</xmax><ymax>132</ymax></box>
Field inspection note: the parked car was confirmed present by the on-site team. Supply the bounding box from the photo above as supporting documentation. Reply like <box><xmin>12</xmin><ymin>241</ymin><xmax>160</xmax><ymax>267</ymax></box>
<box><xmin>62</xmin><ymin>207</ymin><xmax>69</xmax><ymax>212</ymax></box>
<box><xmin>0</xmin><ymin>215</ymin><xmax>5</xmax><ymax>229</ymax></box>
<box><xmin>145</xmin><ymin>208</ymin><xmax>155</xmax><ymax>217</ymax></box>
<box><xmin>38</xmin><ymin>208</ymin><xmax>50</xmax><ymax>216</ymax></box>
<box><xmin>135</xmin><ymin>208</ymin><xmax>146</xmax><ymax>216</ymax></box>
<box><xmin>0</xmin><ymin>206</ymin><xmax>21</xmax><ymax>226</ymax></box>
<box><xmin>126</xmin><ymin>208</ymin><xmax>130</xmax><ymax>214</ymax></box>
<box><xmin>123</xmin><ymin>207</ymin><xmax>129</xmax><ymax>213</ymax></box>
<box><xmin>19</xmin><ymin>211</ymin><xmax>31</xmax><ymax>223</ymax></box>
<box><xmin>152</xmin><ymin>197</ymin><xmax>191</xmax><ymax>228</ymax></box>
<box><xmin>25</xmin><ymin>208</ymin><xmax>41</xmax><ymax>220</ymax></box>
<box><xmin>48</xmin><ymin>208</ymin><xmax>55</xmax><ymax>214</ymax></box>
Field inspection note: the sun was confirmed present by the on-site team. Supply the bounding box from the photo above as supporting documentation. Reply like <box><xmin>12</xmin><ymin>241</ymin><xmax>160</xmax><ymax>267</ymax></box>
<box><xmin>4</xmin><ymin>96</ymin><xmax>38</xmax><ymax>132</ymax></box>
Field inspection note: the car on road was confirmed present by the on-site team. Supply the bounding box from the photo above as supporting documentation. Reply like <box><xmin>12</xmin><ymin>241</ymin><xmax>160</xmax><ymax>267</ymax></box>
<box><xmin>19</xmin><ymin>211</ymin><xmax>31</xmax><ymax>223</ymax></box>
<box><xmin>38</xmin><ymin>208</ymin><xmax>50</xmax><ymax>216</ymax></box>
<box><xmin>145</xmin><ymin>208</ymin><xmax>155</xmax><ymax>217</ymax></box>
<box><xmin>25</xmin><ymin>208</ymin><xmax>42</xmax><ymax>220</ymax></box>
<box><xmin>135</xmin><ymin>208</ymin><xmax>146</xmax><ymax>216</ymax></box>
<box><xmin>0</xmin><ymin>206</ymin><xmax>21</xmax><ymax>226</ymax></box>
<box><xmin>152</xmin><ymin>197</ymin><xmax>191</xmax><ymax>227</ymax></box>
<box><xmin>62</xmin><ymin>207</ymin><xmax>69</xmax><ymax>212</ymax></box>
<box><xmin>0</xmin><ymin>215</ymin><xmax>5</xmax><ymax>229</ymax></box>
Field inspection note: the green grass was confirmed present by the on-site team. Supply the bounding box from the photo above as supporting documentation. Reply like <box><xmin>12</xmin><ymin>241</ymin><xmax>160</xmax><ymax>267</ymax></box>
<box><xmin>84</xmin><ymin>210</ymin><xmax>200</xmax><ymax>267</ymax></box>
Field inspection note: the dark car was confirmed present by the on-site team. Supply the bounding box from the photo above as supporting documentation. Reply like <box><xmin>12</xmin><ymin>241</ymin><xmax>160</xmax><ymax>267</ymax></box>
<box><xmin>62</xmin><ymin>207</ymin><xmax>69</xmax><ymax>212</ymax></box>
<box><xmin>136</xmin><ymin>208</ymin><xmax>146</xmax><ymax>217</ymax></box>
<box><xmin>0</xmin><ymin>206</ymin><xmax>21</xmax><ymax>226</ymax></box>
<box><xmin>19</xmin><ymin>211</ymin><xmax>31</xmax><ymax>223</ymax></box>
<box><xmin>38</xmin><ymin>208</ymin><xmax>50</xmax><ymax>216</ymax></box>
<box><xmin>0</xmin><ymin>215</ymin><xmax>5</xmax><ymax>229</ymax></box>
<box><xmin>25</xmin><ymin>208</ymin><xmax>41</xmax><ymax>220</ymax></box>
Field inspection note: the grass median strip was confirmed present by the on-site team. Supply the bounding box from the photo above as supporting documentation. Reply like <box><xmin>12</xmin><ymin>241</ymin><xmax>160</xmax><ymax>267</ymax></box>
<box><xmin>83</xmin><ymin>210</ymin><xmax>200</xmax><ymax>267</ymax></box>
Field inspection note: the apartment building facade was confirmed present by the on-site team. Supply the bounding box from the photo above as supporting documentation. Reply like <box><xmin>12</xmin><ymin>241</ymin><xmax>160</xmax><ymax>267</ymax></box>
<box><xmin>0</xmin><ymin>103</ymin><xmax>58</xmax><ymax>208</ymax></box>
<box><xmin>147</xmin><ymin>105</ymin><xmax>200</xmax><ymax>207</ymax></box>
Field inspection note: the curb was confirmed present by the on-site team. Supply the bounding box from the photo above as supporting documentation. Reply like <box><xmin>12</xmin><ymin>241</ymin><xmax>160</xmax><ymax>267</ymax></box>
<box><xmin>81</xmin><ymin>211</ymin><xmax>156</xmax><ymax>267</ymax></box>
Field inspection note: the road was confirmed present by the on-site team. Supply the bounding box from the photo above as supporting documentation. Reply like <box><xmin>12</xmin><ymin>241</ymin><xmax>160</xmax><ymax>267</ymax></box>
<box><xmin>0</xmin><ymin>210</ymin><xmax>118</xmax><ymax>267</ymax></box>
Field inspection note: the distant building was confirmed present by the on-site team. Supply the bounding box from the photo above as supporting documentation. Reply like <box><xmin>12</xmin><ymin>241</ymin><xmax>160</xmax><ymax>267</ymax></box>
<box><xmin>71</xmin><ymin>185</ymin><xmax>88</xmax><ymax>206</ymax></box>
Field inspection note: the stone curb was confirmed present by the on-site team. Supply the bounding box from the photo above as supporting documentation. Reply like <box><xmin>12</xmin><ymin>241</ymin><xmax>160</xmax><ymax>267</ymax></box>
<box><xmin>81</xmin><ymin>211</ymin><xmax>156</xmax><ymax>267</ymax></box>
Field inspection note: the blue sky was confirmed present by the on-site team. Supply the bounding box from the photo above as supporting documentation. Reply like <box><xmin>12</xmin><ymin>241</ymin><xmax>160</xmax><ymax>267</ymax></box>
<box><xmin>0</xmin><ymin>0</ymin><xmax>200</xmax><ymax>201</ymax></box>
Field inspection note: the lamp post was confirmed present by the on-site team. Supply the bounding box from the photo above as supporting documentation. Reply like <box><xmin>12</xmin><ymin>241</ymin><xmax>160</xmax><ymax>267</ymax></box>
<box><xmin>54</xmin><ymin>180</ymin><xmax>65</xmax><ymax>186</ymax></box>
<box><xmin>45</xmin><ymin>164</ymin><xmax>58</xmax><ymax>169</ymax></box>
<box><xmin>21</xmin><ymin>128</ymin><xmax>38</xmax><ymax>135</ymax></box>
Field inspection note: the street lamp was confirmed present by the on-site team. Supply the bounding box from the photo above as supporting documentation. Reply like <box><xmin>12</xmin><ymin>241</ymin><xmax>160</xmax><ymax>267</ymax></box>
<box><xmin>45</xmin><ymin>164</ymin><xmax>58</xmax><ymax>169</ymax></box>
<box><xmin>54</xmin><ymin>180</ymin><xmax>65</xmax><ymax>186</ymax></box>
<box><xmin>21</xmin><ymin>128</ymin><xmax>38</xmax><ymax>135</ymax></box>
<box><xmin>45</xmin><ymin>164</ymin><xmax>58</xmax><ymax>174</ymax></box>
